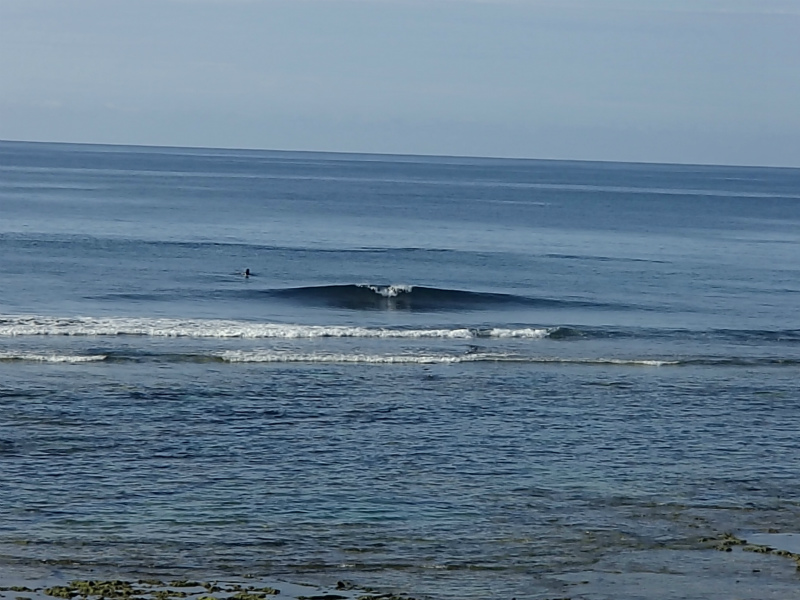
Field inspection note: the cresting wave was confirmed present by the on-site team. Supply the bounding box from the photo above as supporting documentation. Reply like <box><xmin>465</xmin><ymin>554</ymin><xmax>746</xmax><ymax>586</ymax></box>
<box><xmin>262</xmin><ymin>284</ymin><xmax>612</xmax><ymax>311</ymax></box>
<box><xmin>0</xmin><ymin>315</ymin><xmax>553</xmax><ymax>340</ymax></box>
<box><xmin>359</xmin><ymin>284</ymin><xmax>413</xmax><ymax>298</ymax></box>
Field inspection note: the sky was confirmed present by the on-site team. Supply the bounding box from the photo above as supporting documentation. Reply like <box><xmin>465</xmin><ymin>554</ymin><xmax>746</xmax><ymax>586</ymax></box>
<box><xmin>1</xmin><ymin>0</ymin><xmax>798</xmax><ymax>166</ymax></box>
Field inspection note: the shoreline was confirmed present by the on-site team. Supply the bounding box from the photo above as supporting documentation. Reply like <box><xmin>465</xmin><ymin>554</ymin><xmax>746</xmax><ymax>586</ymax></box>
<box><xmin>0</xmin><ymin>574</ymin><xmax>410</xmax><ymax>600</ymax></box>
<box><xmin>2</xmin><ymin>536</ymin><xmax>799</xmax><ymax>600</ymax></box>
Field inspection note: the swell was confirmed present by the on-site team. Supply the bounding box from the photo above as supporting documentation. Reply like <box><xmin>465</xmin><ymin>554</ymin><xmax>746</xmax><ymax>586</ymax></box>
<box><xmin>260</xmin><ymin>284</ymin><xmax>614</xmax><ymax>311</ymax></box>
<box><xmin>87</xmin><ymin>284</ymin><xmax>625</xmax><ymax>312</ymax></box>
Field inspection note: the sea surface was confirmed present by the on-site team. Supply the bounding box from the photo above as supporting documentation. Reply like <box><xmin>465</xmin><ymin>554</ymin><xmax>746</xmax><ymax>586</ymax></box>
<box><xmin>1</xmin><ymin>140</ymin><xmax>799</xmax><ymax>599</ymax></box>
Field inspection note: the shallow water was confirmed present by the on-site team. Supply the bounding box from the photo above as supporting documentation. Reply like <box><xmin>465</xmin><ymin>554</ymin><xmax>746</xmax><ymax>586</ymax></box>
<box><xmin>1</xmin><ymin>141</ymin><xmax>799</xmax><ymax>598</ymax></box>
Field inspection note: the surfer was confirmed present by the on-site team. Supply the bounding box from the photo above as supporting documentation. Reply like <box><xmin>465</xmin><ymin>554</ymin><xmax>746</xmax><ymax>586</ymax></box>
<box><xmin>244</xmin><ymin>268</ymin><xmax>250</xmax><ymax>278</ymax></box>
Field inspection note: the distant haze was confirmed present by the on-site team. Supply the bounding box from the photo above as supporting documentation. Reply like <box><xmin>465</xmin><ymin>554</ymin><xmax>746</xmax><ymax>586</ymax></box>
<box><xmin>1</xmin><ymin>0</ymin><xmax>798</xmax><ymax>167</ymax></box>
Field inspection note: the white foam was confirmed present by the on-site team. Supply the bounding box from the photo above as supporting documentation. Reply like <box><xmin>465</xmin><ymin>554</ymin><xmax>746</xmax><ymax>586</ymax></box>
<box><xmin>528</xmin><ymin>357</ymin><xmax>676</xmax><ymax>367</ymax></box>
<box><xmin>358</xmin><ymin>284</ymin><xmax>413</xmax><ymax>297</ymax></box>
<box><xmin>220</xmin><ymin>350</ymin><xmax>491</xmax><ymax>364</ymax></box>
<box><xmin>592</xmin><ymin>358</ymin><xmax>678</xmax><ymax>367</ymax></box>
<box><xmin>0</xmin><ymin>315</ymin><xmax>553</xmax><ymax>340</ymax></box>
<box><xmin>218</xmin><ymin>351</ymin><xmax>675</xmax><ymax>366</ymax></box>
<box><xmin>0</xmin><ymin>352</ymin><xmax>107</xmax><ymax>363</ymax></box>
<box><xmin>485</xmin><ymin>327</ymin><xmax>551</xmax><ymax>339</ymax></box>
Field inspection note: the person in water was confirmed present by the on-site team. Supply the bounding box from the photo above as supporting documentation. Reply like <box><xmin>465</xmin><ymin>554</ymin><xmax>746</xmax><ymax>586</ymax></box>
<box><xmin>244</xmin><ymin>268</ymin><xmax>250</xmax><ymax>278</ymax></box>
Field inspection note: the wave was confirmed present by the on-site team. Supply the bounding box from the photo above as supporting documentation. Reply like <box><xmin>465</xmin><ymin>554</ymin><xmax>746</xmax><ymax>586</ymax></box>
<box><xmin>220</xmin><ymin>352</ymin><xmax>800</xmax><ymax>367</ymax></box>
<box><xmin>3</xmin><ymin>316</ymin><xmax>799</xmax><ymax>348</ymax></box>
<box><xmin>0</xmin><ymin>351</ymin><xmax>107</xmax><ymax>363</ymax></box>
<box><xmin>1</xmin><ymin>345</ymin><xmax>798</xmax><ymax>368</ymax></box>
<box><xmin>0</xmin><ymin>349</ymin><xmax>676</xmax><ymax>366</ymax></box>
<box><xmin>262</xmin><ymin>284</ymin><xmax>610</xmax><ymax>311</ymax></box>
<box><xmin>0</xmin><ymin>315</ymin><xmax>553</xmax><ymax>340</ymax></box>
<box><xmin>218</xmin><ymin>351</ymin><xmax>679</xmax><ymax>366</ymax></box>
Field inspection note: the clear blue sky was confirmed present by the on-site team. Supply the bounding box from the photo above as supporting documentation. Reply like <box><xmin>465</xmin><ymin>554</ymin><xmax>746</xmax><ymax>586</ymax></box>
<box><xmin>1</xmin><ymin>0</ymin><xmax>798</xmax><ymax>166</ymax></box>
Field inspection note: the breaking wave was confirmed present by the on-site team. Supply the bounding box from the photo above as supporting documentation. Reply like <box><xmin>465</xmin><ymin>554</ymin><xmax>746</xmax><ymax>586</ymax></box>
<box><xmin>0</xmin><ymin>315</ymin><xmax>553</xmax><ymax>340</ymax></box>
<box><xmin>3</xmin><ymin>316</ymin><xmax>799</xmax><ymax>349</ymax></box>
<box><xmin>1</xmin><ymin>343</ymin><xmax>797</xmax><ymax>368</ymax></box>
<box><xmin>0</xmin><ymin>352</ymin><xmax>107</xmax><ymax>363</ymax></box>
<box><xmin>218</xmin><ymin>351</ymin><xmax>678</xmax><ymax>366</ymax></box>
<box><xmin>262</xmin><ymin>284</ymin><xmax>612</xmax><ymax>311</ymax></box>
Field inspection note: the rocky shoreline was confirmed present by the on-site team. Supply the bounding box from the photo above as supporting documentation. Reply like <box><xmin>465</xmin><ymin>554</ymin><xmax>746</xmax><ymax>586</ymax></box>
<box><xmin>0</xmin><ymin>577</ymin><xmax>416</xmax><ymax>600</ymax></box>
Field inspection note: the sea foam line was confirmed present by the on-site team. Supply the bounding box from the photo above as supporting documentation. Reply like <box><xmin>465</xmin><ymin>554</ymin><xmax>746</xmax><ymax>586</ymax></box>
<box><xmin>219</xmin><ymin>351</ymin><xmax>676</xmax><ymax>366</ymax></box>
<box><xmin>0</xmin><ymin>352</ymin><xmax>107</xmax><ymax>363</ymax></box>
<box><xmin>0</xmin><ymin>316</ymin><xmax>552</xmax><ymax>340</ymax></box>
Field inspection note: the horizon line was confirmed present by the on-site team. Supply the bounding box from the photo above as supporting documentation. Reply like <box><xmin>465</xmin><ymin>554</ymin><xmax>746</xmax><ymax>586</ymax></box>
<box><xmin>1</xmin><ymin>137</ymin><xmax>798</xmax><ymax>172</ymax></box>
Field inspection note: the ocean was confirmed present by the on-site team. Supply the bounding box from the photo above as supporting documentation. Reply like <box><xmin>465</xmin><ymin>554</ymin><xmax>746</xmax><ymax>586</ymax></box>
<box><xmin>1</xmin><ymin>140</ymin><xmax>799</xmax><ymax>599</ymax></box>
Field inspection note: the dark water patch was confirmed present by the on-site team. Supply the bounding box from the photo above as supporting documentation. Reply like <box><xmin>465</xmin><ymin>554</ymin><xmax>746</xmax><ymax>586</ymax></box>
<box><xmin>550</xmin><ymin>326</ymin><xmax>800</xmax><ymax>345</ymax></box>
<box><xmin>110</xmin><ymin>349</ymin><xmax>226</xmax><ymax>364</ymax></box>
<box><xmin>581</xmin><ymin>380</ymin><xmax>635</xmax><ymax>388</ymax></box>
<box><xmin>714</xmin><ymin>329</ymin><xmax>800</xmax><ymax>344</ymax></box>
<box><xmin>1</xmin><ymin>232</ymin><xmax>466</xmax><ymax>258</ymax></box>
<box><xmin>681</xmin><ymin>357</ymin><xmax>800</xmax><ymax>367</ymax></box>
<box><xmin>546</xmin><ymin>326</ymin><xmax>665</xmax><ymax>341</ymax></box>
<box><xmin>100</xmin><ymin>351</ymin><xmax>227</xmax><ymax>365</ymax></box>
<box><xmin>546</xmin><ymin>253</ymin><xmax>669</xmax><ymax>264</ymax></box>
<box><xmin>546</xmin><ymin>326</ymin><xmax>586</xmax><ymax>340</ymax></box>
<box><xmin>88</xmin><ymin>293</ymin><xmax>167</xmax><ymax>302</ymax></box>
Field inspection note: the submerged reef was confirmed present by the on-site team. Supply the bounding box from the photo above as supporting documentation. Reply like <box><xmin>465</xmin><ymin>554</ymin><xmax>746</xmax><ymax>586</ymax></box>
<box><xmin>0</xmin><ymin>579</ymin><xmax>417</xmax><ymax>600</ymax></box>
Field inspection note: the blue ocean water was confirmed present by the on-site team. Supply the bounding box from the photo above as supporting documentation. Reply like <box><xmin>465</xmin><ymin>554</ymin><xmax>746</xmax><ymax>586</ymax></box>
<box><xmin>1</xmin><ymin>140</ymin><xmax>799</xmax><ymax>599</ymax></box>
